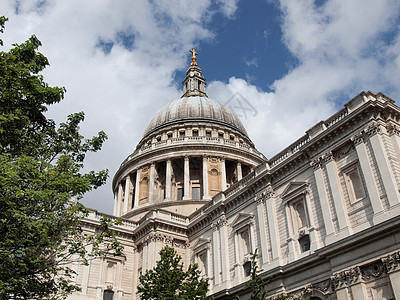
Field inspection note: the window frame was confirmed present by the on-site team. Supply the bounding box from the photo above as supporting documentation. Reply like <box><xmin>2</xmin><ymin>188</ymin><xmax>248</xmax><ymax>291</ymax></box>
<box><xmin>341</xmin><ymin>162</ymin><xmax>366</xmax><ymax>204</ymax></box>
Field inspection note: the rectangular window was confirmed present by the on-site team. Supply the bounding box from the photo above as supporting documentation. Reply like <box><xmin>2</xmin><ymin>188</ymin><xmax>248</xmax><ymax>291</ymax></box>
<box><xmin>344</xmin><ymin>166</ymin><xmax>365</xmax><ymax>203</ymax></box>
<box><xmin>197</xmin><ymin>251</ymin><xmax>207</xmax><ymax>276</ymax></box>
<box><xmin>239</xmin><ymin>229</ymin><xmax>251</xmax><ymax>256</ymax></box>
<box><xmin>177</xmin><ymin>188</ymin><xmax>183</xmax><ymax>200</ymax></box>
<box><xmin>192</xmin><ymin>187</ymin><xmax>201</xmax><ymax>200</ymax></box>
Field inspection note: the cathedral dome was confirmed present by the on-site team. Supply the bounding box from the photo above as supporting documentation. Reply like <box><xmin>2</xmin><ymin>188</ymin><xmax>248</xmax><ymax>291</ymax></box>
<box><xmin>143</xmin><ymin>96</ymin><xmax>248</xmax><ymax>137</ymax></box>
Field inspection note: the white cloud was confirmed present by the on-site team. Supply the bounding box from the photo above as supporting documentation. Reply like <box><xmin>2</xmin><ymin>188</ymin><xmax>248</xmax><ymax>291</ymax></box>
<box><xmin>0</xmin><ymin>0</ymin><xmax>240</xmax><ymax>213</ymax></box>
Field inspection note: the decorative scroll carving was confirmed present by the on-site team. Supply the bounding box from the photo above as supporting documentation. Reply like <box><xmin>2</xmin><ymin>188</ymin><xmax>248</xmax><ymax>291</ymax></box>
<box><xmin>382</xmin><ymin>251</ymin><xmax>400</xmax><ymax>274</ymax></box>
<box><xmin>333</xmin><ymin>142</ymin><xmax>354</xmax><ymax>159</ymax></box>
<box><xmin>351</xmin><ymin>132</ymin><xmax>365</xmax><ymax>146</ymax></box>
<box><xmin>310</xmin><ymin>158</ymin><xmax>321</xmax><ymax>170</ymax></box>
<box><xmin>361</xmin><ymin>261</ymin><xmax>384</xmax><ymax>280</ymax></box>
<box><xmin>364</xmin><ymin>122</ymin><xmax>381</xmax><ymax>137</ymax></box>
<box><xmin>331</xmin><ymin>267</ymin><xmax>362</xmax><ymax>290</ymax></box>
<box><xmin>321</xmin><ymin>152</ymin><xmax>334</xmax><ymax>163</ymax></box>
<box><xmin>265</xmin><ymin>185</ymin><xmax>275</xmax><ymax>198</ymax></box>
<box><xmin>387</xmin><ymin>124</ymin><xmax>400</xmax><ymax>136</ymax></box>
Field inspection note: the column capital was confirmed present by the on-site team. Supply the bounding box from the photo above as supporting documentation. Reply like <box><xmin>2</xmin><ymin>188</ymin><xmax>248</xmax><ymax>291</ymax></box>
<box><xmin>184</xmin><ymin>155</ymin><xmax>190</xmax><ymax>161</ymax></box>
<box><xmin>382</xmin><ymin>251</ymin><xmax>400</xmax><ymax>274</ymax></box>
<box><xmin>351</xmin><ymin>132</ymin><xmax>365</xmax><ymax>146</ymax></box>
<box><xmin>331</xmin><ymin>266</ymin><xmax>362</xmax><ymax>290</ymax></box>
<box><xmin>310</xmin><ymin>158</ymin><xmax>322</xmax><ymax>170</ymax></box>
<box><xmin>364</xmin><ymin>122</ymin><xmax>381</xmax><ymax>137</ymax></box>
<box><xmin>321</xmin><ymin>151</ymin><xmax>334</xmax><ymax>163</ymax></box>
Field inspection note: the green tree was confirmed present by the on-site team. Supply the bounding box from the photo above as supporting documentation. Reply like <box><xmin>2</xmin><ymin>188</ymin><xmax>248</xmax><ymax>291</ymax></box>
<box><xmin>236</xmin><ymin>249</ymin><xmax>291</xmax><ymax>300</ymax></box>
<box><xmin>0</xmin><ymin>17</ymin><xmax>122</xmax><ymax>299</ymax></box>
<box><xmin>138</xmin><ymin>245</ymin><xmax>209</xmax><ymax>300</ymax></box>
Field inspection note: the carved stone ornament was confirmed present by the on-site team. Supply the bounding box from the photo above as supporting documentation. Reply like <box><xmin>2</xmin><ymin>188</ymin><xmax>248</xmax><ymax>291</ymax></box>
<box><xmin>334</xmin><ymin>142</ymin><xmax>354</xmax><ymax>159</ymax></box>
<box><xmin>265</xmin><ymin>185</ymin><xmax>275</xmax><ymax>198</ymax></box>
<box><xmin>382</xmin><ymin>251</ymin><xmax>400</xmax><ymax>274</ymax></box>
<box><xmin>322</xmin><ymin>152</ymin><xmax>334</xmax><ymax>163</ymax></box>
<box><xmin>361</xmin><ymin>261</ymin><xmax>384</xmax><ymax>280</ymax></box>
<box><xmin>351</xmin><ymin>132</ymin><xmax>365</xmax><ymax>146</ymax></box>
<box><xmin>255</xmin><ymin>192</ymin><xmax>264</xmax><ymax>204</ymax></box>
<box><xmin>364</xmin><ymin>122</ymin><xmax>381</xmax><ymax>137</ymax></box>
<box><xmin>387</xmin><ymin>123</ymin><xmax>400</xmax><ymax>137</ymax></box>
<box><xmin>217</xmin><ymin>215</ymin><xmax>227</xmax><ymax>228</ymax></box>
<box><xmin>310</xmin><ymin>158</ymin><xmax>321</xmax><ymax>170</ymax></box>
<box><xmin>331</xmin><ymin>266</ymin><xmax>361</xmax><ymax>290</ymax></box>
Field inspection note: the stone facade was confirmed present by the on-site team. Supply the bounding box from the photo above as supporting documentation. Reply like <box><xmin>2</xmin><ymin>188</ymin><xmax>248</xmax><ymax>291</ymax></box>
<box><xmin>67</xmin><ymin>52</ymin><xmax>400</xmax><ymax>300</ymax></box>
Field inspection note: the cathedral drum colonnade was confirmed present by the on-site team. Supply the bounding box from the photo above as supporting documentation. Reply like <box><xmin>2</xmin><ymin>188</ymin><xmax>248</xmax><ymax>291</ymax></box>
<box><xmin>112</xmin><ymin>49</ymin><xmax>265</xmax><ymax>221</ymax></box>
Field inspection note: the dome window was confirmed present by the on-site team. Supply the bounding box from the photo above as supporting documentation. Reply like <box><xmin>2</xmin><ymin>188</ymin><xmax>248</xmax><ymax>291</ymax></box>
<box><xmin>218</xmin><ymin>132</ymin><xmax>224</xmax><ymax>139</ymax></box>
<box><xmin>192</xmin><ymin>129</ymin><xmax>199</xmax><ymax>137</ymax></box>
<box><xmin>206</xmin><ymin>130</ymin><xmax>212</xmax><ymax>137</ymax></box>
<box><xmin>179</xmin><ymin>131</ymin><xmax>185</xmax><ymax>138</ymax></box>
<box><xmin>167</xmin><ymin>132</ymin><xmax>173</xmax><ymax>139</ymax></box>
<box><xmin>230</xmin><ymin>135</ymin><xmax>235</xmax><ymax>141</ymax></box>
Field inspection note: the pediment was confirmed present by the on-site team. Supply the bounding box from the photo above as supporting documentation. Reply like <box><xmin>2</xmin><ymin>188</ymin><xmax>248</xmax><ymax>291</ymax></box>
<box><xmin>231</xmin><ymin>213</ymin><xmax>253</xmax><ymax>229</ymax></box>
<box><xmin>192</xmin><ymin>237</ymin><xmax>210</xmax><ymax>251</ymax></box>
<box><xmin>281</xmin><ymin>181</ymin><xmax>308</xmax><ymax>201</ymax></box>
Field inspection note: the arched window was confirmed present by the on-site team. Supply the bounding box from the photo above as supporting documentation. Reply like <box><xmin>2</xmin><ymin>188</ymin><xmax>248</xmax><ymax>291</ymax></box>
<box><xmin>209</xmin><ymin>168</ymin><xmax>221</xmax><ymax>196</ymax></box>
<box><xmin>139</xmin><ymin>177</ymin><xmax>149</xmax><ymax>204</ymax></box>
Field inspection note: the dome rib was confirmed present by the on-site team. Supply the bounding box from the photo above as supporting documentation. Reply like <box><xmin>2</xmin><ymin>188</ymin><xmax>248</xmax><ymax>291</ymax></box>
<box><xmin>143</xmin><ymin>96</ymin><xmax>248</xmax><ymax>137</ymax></box>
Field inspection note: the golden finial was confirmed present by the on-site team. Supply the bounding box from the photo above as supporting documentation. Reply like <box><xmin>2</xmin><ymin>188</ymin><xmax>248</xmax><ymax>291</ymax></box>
<box><xmin>189</xmin><ymin>48</ymin><xmax>198</xmax><ymax>66</ymax></box>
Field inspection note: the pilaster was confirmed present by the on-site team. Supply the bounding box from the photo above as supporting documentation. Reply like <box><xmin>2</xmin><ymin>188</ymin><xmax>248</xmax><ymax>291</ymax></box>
<box><xmin>366</xmin><ymin>123</ymin><xmax>400</xmax><ymax>207</ymax></box>
<box><xmin>311</xmin><ymin>158</ymin><xmax>335</xmax><ymax>244</ymax></box>
<box><xmin>352</xmin><ymin>133</ymin><xmax>385</xmax><ymax>224</ymax></box>
<box><xmin>324</xmin><ymin>152</ymin><xmax>352</xmax><ymax>237</ymax></box>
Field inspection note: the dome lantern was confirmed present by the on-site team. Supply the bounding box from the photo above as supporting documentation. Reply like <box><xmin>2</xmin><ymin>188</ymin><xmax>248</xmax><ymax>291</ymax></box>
<box><xmin>182</xmin><ymin>48</ymin><xmax>207</xmax><ymax>98</ymax></box>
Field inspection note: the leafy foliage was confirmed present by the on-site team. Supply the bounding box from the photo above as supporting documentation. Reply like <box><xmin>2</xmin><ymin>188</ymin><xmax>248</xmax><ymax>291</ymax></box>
<box><xmin>138</xmin><ymin>246</ymin><xmax>209</xmax><ymax>300</ymax></box>
<box><xmin>0</xmin><ymin>17</ymin><xmax>122</xmax><ymax>299</ymax></box>
<box><xmin>236</xmin><ymin>249</ymin><xmax>291</xmax><ymax>300</ymax></box>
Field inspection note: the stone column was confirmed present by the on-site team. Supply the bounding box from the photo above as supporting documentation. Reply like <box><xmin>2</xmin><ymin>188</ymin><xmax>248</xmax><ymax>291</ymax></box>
<box><xmin>324</xmin><ymin>152</ymin><xmax>352</xmax><ymax>237</ymax></box>
<box><xmin>165</xmin><ymin>159</ymin><xmax>172</xmax><ymax>201</ymax></box>
<box><xmin>221</xmin><ymin>157</ymin><xmax>227</xmax><ymax>191</ymax></box>
<box><xmin>255</xmin><ymin>195</ymin><xmax>269</xmax><ymax>265</ymax></box>
<box><xmin>237</xmin><ymin>162</ymin><xmax>242</xmax><ymax>181</ymax></box>
<box><xmin>134</xmin><ymin>169</ymin><xmax>141</xmax><ymax>208</ymax></box>
<box><xmin>367</xmin><ymin>123</ymin><xmax>399</xmax><ymax>207</ymax></box>
<box><xmin>311</xmin><ymin>159</ymin><xmax>335</xmax><ymax>243</ymax></box>
<box><xmin>123</xmin><ymin>175</ymin><xmax>131</xmax><ymax>215</ymax></box>
<box><xmin>183</xmin><ymin>156</ymin><xmax>190</xmax><ymax>200</ymax></box>
<box><xmin>352</xmin><ymin>134</ymin><xmax>385</xmax><ymax>223</ymax></box>
<box><xmin>113</xmin><ymin>191</ymin><xmax>118</xmax><ymax>216</ymax></box>
<box><xmin>116</xmin><ymin>183</ymin><xmax>123</xmax><ymax>217</ymax></box>
<box><xmin>149</xmin><ymin>163</ymin><xmax>155</xmax><ymax>204</ymax></box>
<box><xmin>202</xmin><ymin>155</ymin><xmax>210</xmax><ymax>200</ymax></box>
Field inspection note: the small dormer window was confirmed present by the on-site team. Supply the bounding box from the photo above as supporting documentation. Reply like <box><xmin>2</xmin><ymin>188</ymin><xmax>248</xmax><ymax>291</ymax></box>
<box><xmin>167</xmin><ymin>132</ymin><xmax>172</xmax><ymax>139</ymax></box>
<box><xmin>179</xmin><ymin>131</ymin><xmax>185</xmax><ymax>138</ymax></box>
<box><xmin>218</xmin><ymin>132</ymin><xmax>224</xmax><ymax>138</ymax></box>
<box><xmin>192</xmin><ymin>130</ymin><xmax>199</xmax><ymax>137</ymax></box>
<box><xmin>230</xmin><ymin>135</ymin><xmax>235</xmax><ymax>141</ymax></box>
<box><xmin>206</xmin><ymin>130</ymin><xmax>212</xmax><ymax>137</ymax></box>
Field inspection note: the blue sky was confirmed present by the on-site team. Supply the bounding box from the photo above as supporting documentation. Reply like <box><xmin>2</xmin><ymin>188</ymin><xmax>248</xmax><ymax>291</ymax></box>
<box><xmin>1</xmin><ymin>0</ymin><xmax>400</xmax><ymax>213</ymax></box>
